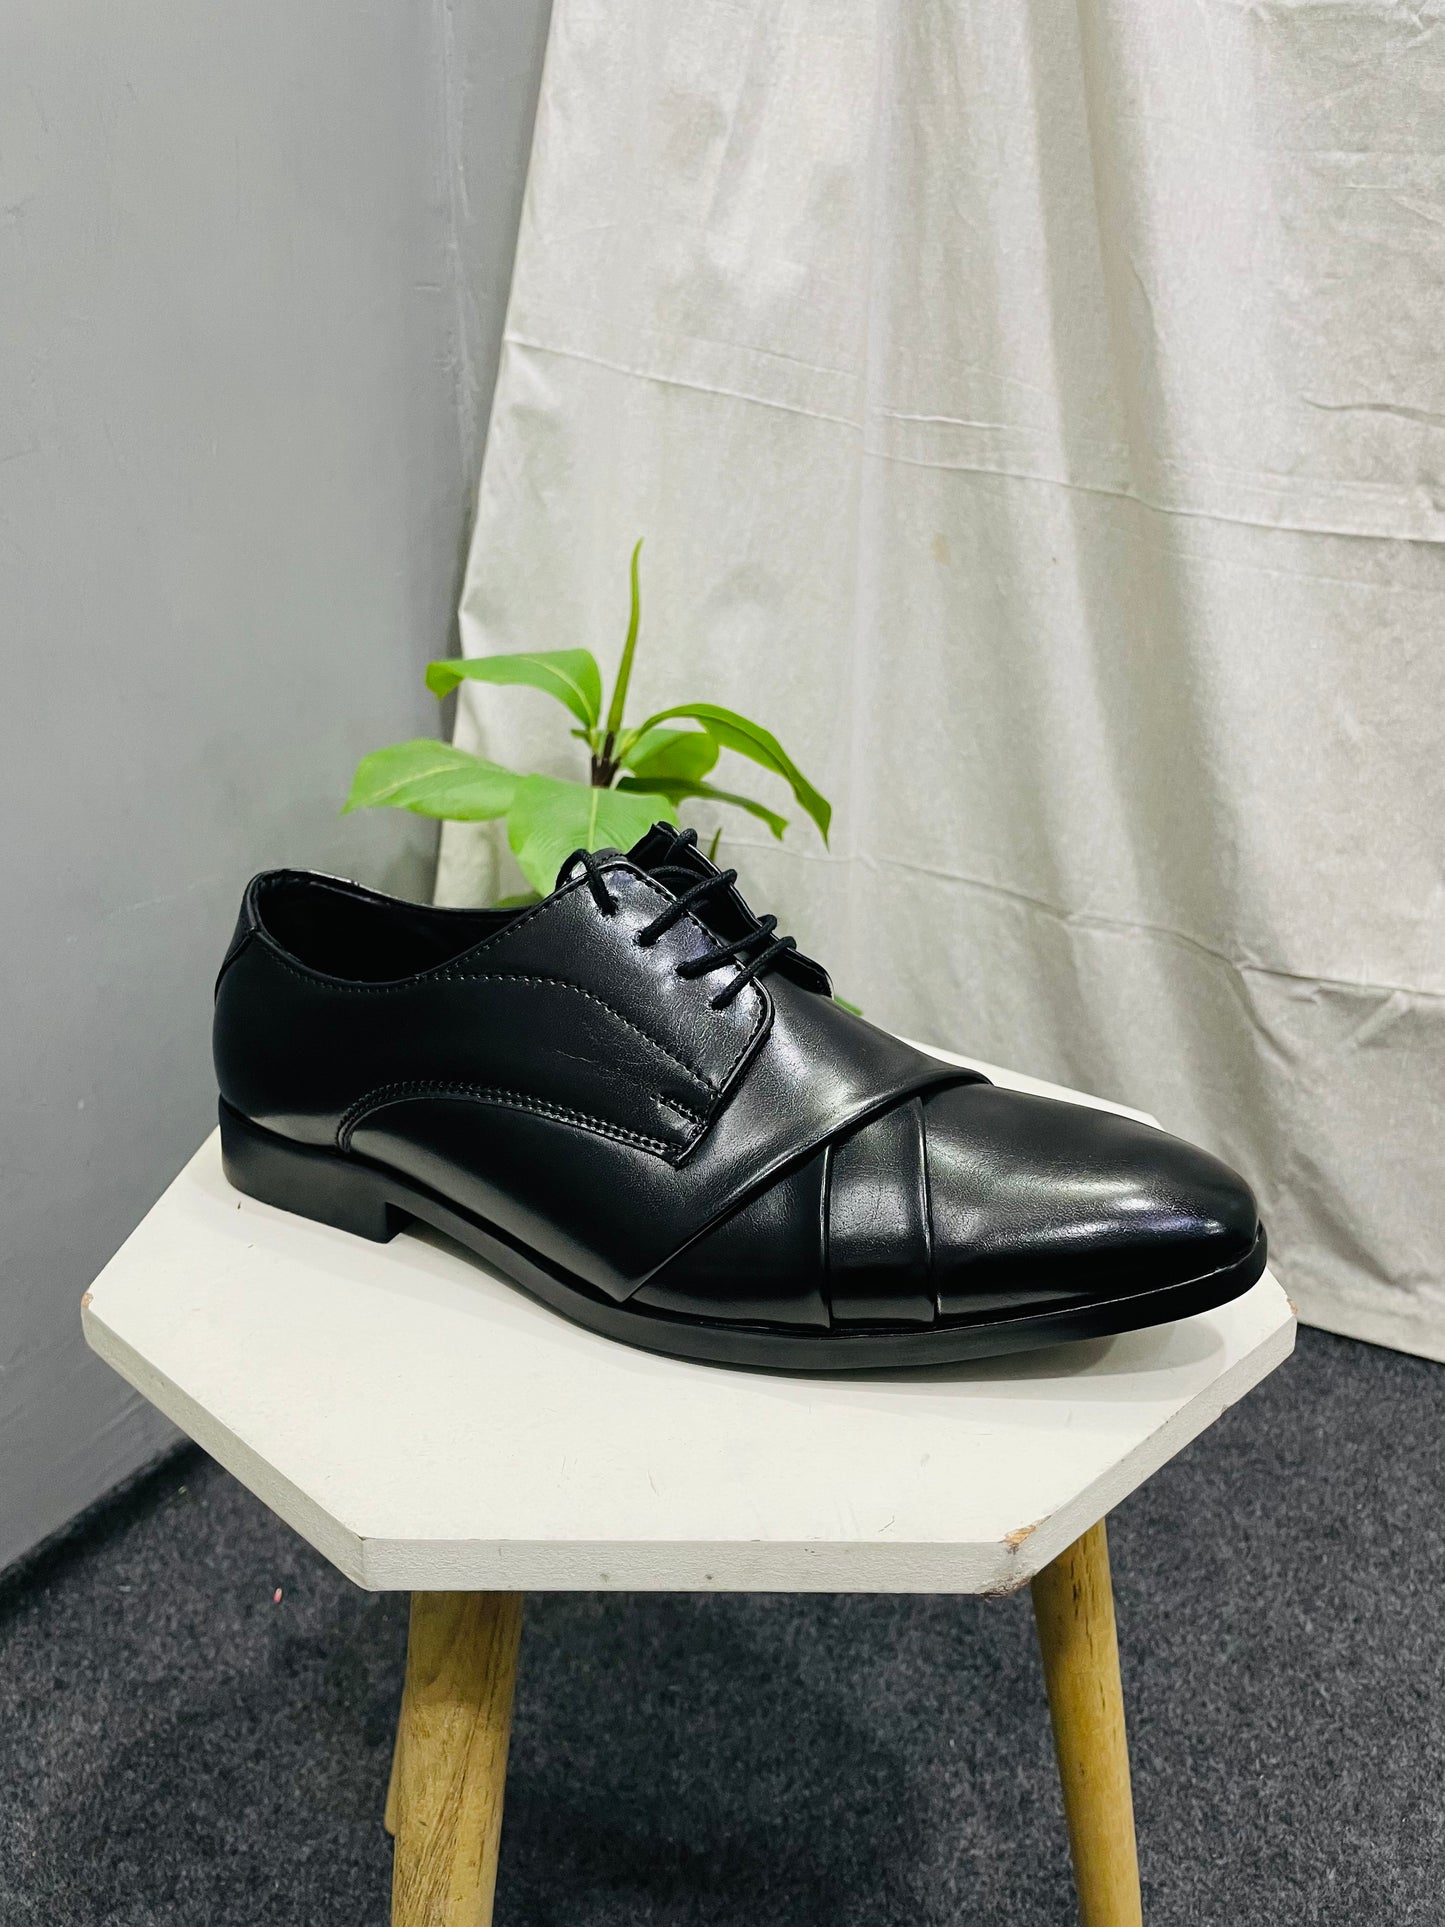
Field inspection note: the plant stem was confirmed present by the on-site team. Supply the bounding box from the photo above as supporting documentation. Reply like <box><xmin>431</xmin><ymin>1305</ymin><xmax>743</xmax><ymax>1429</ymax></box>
<box><xmin>603</xmin><ymin>538</ymin><xmax>644</xmax><ymax>743</ymax></box>
<box><xmin>590</xmin><ymin>732</ymin><xmax>617</xmax><ymax>788</ymax></box>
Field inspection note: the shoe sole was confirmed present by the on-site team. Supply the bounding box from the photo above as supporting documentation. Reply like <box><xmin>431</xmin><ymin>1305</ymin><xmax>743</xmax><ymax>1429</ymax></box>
<box><xmin>219</xmin><ymin>1100</ymin><xmax>1269</xmax><ymax>1372</ymax></box>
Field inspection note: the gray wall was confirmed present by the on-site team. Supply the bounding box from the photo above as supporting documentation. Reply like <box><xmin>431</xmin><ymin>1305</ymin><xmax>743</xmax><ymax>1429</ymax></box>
<box><xmin>0</xmin><ymin>0</ymin><xmax>551</xmax><ymax>1572</ymax></box>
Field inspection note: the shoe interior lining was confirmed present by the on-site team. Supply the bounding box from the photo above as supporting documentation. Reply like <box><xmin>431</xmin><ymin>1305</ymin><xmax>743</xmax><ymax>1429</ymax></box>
<box><xmin>259</xmin><ymin>877</ymin><xmax>517</xmax><ymax>982</ymax></box>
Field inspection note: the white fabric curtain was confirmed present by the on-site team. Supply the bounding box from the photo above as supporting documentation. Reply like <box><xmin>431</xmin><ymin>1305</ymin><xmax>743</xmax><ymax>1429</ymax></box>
<box><xmin>439</xmin><ymin>0</ymin><xmax>1445</xmax><ymax>1359</ymax></box>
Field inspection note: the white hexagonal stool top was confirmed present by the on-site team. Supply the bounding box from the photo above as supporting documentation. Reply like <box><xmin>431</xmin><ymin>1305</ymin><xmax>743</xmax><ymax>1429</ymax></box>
<box><xmin>83</xmin><ymin>1045</ymin><xmax>1294</xmax><ymax>1596</ymax></box>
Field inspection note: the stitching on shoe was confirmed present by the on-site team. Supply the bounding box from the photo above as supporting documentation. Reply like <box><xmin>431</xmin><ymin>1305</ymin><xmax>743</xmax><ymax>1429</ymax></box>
<box><xmin>337</xmin><ymin>1081</ymin><xmax>684</xmax><ymax>1157</ymax></box>
<box><xmin>655</xmin><ymin>1092</ymin><xmax>708</xmax><ymax>1124</ymax></box>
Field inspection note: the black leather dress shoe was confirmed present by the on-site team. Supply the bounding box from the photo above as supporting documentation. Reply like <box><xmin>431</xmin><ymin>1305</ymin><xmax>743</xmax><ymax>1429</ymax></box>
<box><xmin>214</xmin><ymin>824</ymin><xmax>1267</xmax><ymax>1369</ymax></box>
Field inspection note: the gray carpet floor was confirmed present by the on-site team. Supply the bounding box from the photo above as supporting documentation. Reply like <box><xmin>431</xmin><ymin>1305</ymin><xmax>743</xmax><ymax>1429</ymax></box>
<box><xmin>1</xmin><ymin>1323</ymin><xmax>1442</xmax><ymax>1926</ymax></box>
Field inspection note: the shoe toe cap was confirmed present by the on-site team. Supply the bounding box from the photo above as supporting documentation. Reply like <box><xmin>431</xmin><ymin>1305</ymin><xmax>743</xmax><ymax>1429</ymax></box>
<box><xmin>640</xmin><ymin>1081</ymin><xmax>1260</xmax><ymax>1338</ymax></box>
<box><xmin>923</xmin><ymin>1084</ymin><xmax>1259</xmax><ymax>1321</ymax></box>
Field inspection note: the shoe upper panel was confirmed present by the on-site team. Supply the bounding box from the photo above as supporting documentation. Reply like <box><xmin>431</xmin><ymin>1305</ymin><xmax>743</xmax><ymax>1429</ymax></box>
<box><xmin>824</xmin><ymin>1097</ymin><xmax>935</xmax><ymax>1327</ymax></box>
<box><xmin>630</xmin><ymin>1148</ymin><xmax>831</xmax><ymax>1328</ymax></box>
<box><xmin>215</xmin><ymin>864</ymin><xmax>982</xmax><ymax>1295</ymax></box>
<box><xmin>214</xmin><ymin>863</ymin><xmax>773</xmax><ymax>1157</ymax></box>
<box><xmin>345</xmin><ymin>973</ymin><xmax>977</xmax><ymax>1299</ymax></box>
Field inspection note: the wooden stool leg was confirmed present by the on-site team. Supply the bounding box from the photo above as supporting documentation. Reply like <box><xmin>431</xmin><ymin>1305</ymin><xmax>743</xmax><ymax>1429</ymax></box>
<box><xmin>384</xmin><ymin>1704</ymin><xmax>405</xmax><ymax>1835</ymax></box>
<box><xmin>1030</xmin><ymin>1521</ymin><xmax>1143</xmax><ymax>1927</ymax></box>
<box><xmin>390</xmin><ymin>1590</ymin><xmax>524</xmax><ymax>1927</ymax></box>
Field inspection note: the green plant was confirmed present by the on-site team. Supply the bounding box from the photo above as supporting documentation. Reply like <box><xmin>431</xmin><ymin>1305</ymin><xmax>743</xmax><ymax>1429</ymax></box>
<box><xmin>344</xmin><ymin>541</ymin><xmax>831</xmax><ymax>897</ymax></box>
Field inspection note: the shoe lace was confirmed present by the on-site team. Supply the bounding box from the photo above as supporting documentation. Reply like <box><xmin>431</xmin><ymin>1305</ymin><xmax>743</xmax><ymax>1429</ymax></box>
<box><xmin>566</xmin><ymin>828</ymin><xmax>798</xmax><ymax>1009</ymax></box>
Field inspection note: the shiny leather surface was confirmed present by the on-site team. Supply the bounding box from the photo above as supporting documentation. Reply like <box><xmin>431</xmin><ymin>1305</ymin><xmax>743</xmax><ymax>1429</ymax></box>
<box><xmin>214</xmin><ymin>831</ymin><xmax>1261</xmax><ymax>1329</ymax></box>
<box><xmin>921</xmin><ymin>1082</ymin><xmax>1259</xmax><ymax>1312</ymax></box>
<box><xmin>826</xmin><ymin>1097</ymin><xmax>935</xmax><ymax>1326</ymax></box>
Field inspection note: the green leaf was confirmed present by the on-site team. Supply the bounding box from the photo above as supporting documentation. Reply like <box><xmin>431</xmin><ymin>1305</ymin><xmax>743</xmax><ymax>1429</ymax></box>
<box><xmin>505</xmin><ymin>774</ymin><xmax>660</xmax><ymax>896</ymax></box>
<box><xmin>425</xmin><ymin>650</ymin><xmax>604</xmax><ymax>730</ymax></box>
<box><xmin>343</xmin><ymin>740</ymin><xmax>518</xmax><ymax>820</ymax></box>
<box><xmin>603</xmin><ymin>539</ymin><xmax>645</xmax><ymax>739</ymax></box>
<box><xmin>617</xmin><ymin>776</ymin><xmax>788</xmax><ymax>840</ymax></box>
<box><xmin>619</xmin><ymin>725</ymin><xmax>719</xmax><ymax>783</ymax></box>
<box><xmin>631</xmin><ymin>702</ymin><xmax>831</xmax><ymax>844</ymax></box>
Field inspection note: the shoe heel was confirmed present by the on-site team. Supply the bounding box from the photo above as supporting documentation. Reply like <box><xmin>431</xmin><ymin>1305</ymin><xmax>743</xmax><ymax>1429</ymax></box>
<box><xmin>218</xmin><ymin>1100</ymin><xmax>412</xmax><ymax>1243</ymax></box>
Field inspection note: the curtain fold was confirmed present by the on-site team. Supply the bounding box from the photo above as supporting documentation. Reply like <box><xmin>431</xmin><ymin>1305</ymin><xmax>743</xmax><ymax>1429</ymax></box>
<box><xmin>439</xmin><ymin>0</ymin><xmax>1445</xmax><ymax>1358</ymax></box>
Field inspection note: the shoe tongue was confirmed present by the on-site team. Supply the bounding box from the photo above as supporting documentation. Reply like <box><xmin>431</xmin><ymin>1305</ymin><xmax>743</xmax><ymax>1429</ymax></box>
<box><xmin>550</xmin><ymin>825</ymin><xmax>714</xmax><ymax>898</ymax></box>
<box><xmin>626</xmin><ymin>821</ymin><xmax>715</xmax><ymax>884</ymax></box>
<box><xmin>625</xmin><ymin>821</ymin><xmax>758</xmax><ymax>942</ymax></box>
